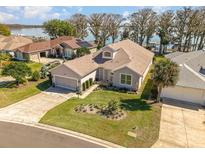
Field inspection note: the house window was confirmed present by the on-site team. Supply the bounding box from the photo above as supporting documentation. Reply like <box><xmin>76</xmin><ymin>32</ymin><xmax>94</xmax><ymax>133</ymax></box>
<box><xmin>120</xmin><ymin>74</ymin><xmax>132</xmax><ymax>85</ymax></box>
<box><xmin>103</xmin><ymin>51</ymin><xmax>111</xmax><ymax>57</ymax></box>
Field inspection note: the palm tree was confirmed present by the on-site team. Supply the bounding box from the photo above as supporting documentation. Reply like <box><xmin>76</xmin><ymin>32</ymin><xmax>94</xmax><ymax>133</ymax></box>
<box><xmin>152</xmin><ymin>58</ymin><xmax>179</xmax><ymax>102</ymax></box>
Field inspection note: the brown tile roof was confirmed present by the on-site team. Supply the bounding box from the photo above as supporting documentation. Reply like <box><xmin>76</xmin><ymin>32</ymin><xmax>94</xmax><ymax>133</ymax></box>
<box><xmin>61</xmin><ymin>39</ymin><xmax>154</xmax><ymax>77</ymax></box>
<box><xmin>62</xmin><ymin>38</ymin><xmax>96</xmax><ymax>49</ymax></box>
<box><xmin>0</xmin><ymin>35</ymin><xmax>32</xmax><ymax>50</ymax></box>
<box><xmin>17</xmin><ymin>36</ymin><xmax>96</xmax><ymax>53</ymax></box>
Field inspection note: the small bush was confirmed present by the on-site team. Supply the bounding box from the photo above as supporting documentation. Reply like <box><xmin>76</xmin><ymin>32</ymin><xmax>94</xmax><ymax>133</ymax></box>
<box><xmin>89</xmin><ymin>78</ymin><xmax>93</xmax><ymax>86</ymax></box>
<box><xmin>86</xmin><ymin>80</ymin><xmax>90</xmax><ymax>89</ymax></box>
<box><xmin>32</xmin><ymin>71</ymin><xmax>40</xmax><ymax>81</ymax></box>
<box><xmin>82</xmin><ymin>82</ymin><xmax>86</xmax><ymax>91</ymax></box>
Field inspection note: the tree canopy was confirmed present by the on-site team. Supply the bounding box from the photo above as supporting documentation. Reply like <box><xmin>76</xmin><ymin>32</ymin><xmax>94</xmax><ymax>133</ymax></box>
<box><xmin>2</xmin><ymin>62</ymin><xmax>32</xmax><ymax>86</ymax></box>
<box><xmin>43</xmin><ymin>19</ymin><xmax>76</xmax><ymax>38</ymax></box>
<box><xmin>76</xmin><ymin>47</ymin><xmax>90</xmax><ymax>57</ymax></box>
<box><xmin>152</xmin><ymin>58</ymin><xmax>179</xmax><ymax>102</ymax></box>
<box><xmin>0</xmin><ymin>24</ymin><xmax>11</xmax><ymax>36</ymax></box>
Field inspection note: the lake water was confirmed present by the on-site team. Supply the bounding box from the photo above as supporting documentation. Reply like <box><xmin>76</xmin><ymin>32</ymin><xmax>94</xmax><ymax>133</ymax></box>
<box><xmin>11</xmin><ymin>27</ymin><xmax>159</xmax><ymax>44</ymax></box>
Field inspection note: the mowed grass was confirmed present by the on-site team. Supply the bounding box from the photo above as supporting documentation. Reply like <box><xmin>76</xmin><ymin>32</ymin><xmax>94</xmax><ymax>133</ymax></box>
<box><xmin>0</xmin><ymin>79</ymin><xmax>50</xmax><ymax>108</ymax></box>
<box><xmin>40</xmin><ymin>89</ymin><xmax>161</xmax><ymax>147</ymax></box>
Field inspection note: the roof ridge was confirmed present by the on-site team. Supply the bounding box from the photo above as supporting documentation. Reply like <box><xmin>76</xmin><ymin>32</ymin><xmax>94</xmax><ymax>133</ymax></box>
<box><xmin>184</xmin><ymin>63</ymin><xmax>205</xmax><ymax>82</ymax></box>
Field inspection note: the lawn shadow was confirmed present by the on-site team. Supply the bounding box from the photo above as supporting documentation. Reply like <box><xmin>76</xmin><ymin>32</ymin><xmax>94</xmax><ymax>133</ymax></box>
<box><xmin>36</xmin><ymin>80</ymin><xmax>51</xmax><ymax>91</ymax></box>
<box><xmin>141</xmin><ymin>79</ymin><xmax>153</xmax><ymax>100</ymax></box>
<box><xmin>120</xmin><ymin>98</ymin><xmax>151</xmax><ymax>111</ymax></box>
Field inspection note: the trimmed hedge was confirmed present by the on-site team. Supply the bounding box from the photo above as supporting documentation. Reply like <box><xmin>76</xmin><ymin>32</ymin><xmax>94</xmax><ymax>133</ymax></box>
<box><xmin>89</xmin><ymin>78</ymin><xmax>93</xmax><ymax>86</ymax></box>
<box><xmin>82</xmin><ymin>82</ymin><xmax>86</xmax><ymax>91</ymax></box>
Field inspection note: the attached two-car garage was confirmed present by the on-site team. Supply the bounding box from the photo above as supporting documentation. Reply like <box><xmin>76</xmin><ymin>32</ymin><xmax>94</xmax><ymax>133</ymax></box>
<box><xmin>161</xmin><ymin>86</ymin><xmax>205</xmax><ymax>106</ymax></box>
<box><xmin>53</xmin><ymin>75</ymin><xmax>78</xmax><ymax>91</ymax></box>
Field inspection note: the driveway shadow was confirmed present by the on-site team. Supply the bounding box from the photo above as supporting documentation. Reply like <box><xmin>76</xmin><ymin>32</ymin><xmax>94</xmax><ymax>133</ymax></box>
<box><xmin>162</xmin><ymin>98</ymin><xmax>205</xmax><ymax>111</ymax></box>
<box><xmin>44</xmin><ymin>86</ymin><xmax>74</xmax><ymax>94</ymax></box>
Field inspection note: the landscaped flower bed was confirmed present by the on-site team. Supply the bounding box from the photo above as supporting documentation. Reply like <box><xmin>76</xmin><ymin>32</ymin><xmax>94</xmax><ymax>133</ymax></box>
<box><xmin>74</xmin><ymin>100</ymin><xmax>127</xmax><ymax>120</ymax></box>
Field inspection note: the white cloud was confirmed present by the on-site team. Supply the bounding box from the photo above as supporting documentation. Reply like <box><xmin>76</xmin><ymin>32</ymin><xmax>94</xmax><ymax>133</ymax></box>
<box><xmin>50</xmin><ymin>13</ymin><xmax>60</xmax><ymax>19</ymax></box>
<box><xmin>152</xmin><ymin>6</ymin><xmax>170</xmax><ymax>14</ymax></box>
<box><xmin>5</xmin><ymin>6</ymin><xmax>21</xmax><ymax>12</ymax></box>
<box><xmin>23</xmin><ymin>6</ymin><xmax>52</xmax><ymax>19</ymax></box>
<box><xmin>0</xmin><ymin>12</ymin><xmax>17</xmax><ymax>23</ymax></box>
<box><xmin>122</xmin><ymin>11</ymin><xmax>130</xmax><ymax>18</ymax></box>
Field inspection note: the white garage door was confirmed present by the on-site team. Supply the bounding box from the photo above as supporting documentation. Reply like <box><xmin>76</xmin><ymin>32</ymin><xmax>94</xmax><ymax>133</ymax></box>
<box><xmin>161</xmin><ymin>86</ymin><xmax>205</xmax><ymax>105</ymax></box>
<box><xmin>54</xmin><ymin>75</ymin><xmax>78</xmax><ymax>91</ymax></box>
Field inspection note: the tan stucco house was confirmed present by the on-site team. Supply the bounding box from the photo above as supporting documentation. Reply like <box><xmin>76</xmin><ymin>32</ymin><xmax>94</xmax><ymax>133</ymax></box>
<box><xmin>161</xmin><ymin>51</ymin><xmax>205</xmax><ymax>106</ymax></box>
<box><xmin>14</xmin><ymin>36</ymin><xmax>97</xmax><ymax>62</ymax></box>
<box><xmin>51</xmin><ymin>39</ymin><xmax>154</xmax><ymax>92</ymax></box>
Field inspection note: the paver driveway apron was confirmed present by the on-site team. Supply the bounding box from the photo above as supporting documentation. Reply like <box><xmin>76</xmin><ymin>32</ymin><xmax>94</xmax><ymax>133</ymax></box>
<box><xmin>0</xmin><ymin>87</ymin><xmax>76</xmax><ymax>123</ymax></box>
<box><xmin>153</xmin><ymin>103</ymin><xmax>205</xmax><ymax>148</ymax></box>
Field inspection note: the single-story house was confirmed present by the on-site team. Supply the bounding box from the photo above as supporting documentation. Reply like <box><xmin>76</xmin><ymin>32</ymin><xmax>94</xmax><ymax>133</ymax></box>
<box><xmin>0</xmin><ymin>35</ymin><xmax>33</xmax><ymax>53</ymax></box>
<box><xmin>50</xmin><ymin>39</ymin><xmax>154</xmax><ymax>92</ymax></box>
<box><xmin>14</xmin><ymin>36</ymin><xmax>97</xmax><ymax>62</ymax></box>
<box><xmin>161</xmin><ymin>51</ymin><xmax>205</xmax><ymax>106</ymax></box>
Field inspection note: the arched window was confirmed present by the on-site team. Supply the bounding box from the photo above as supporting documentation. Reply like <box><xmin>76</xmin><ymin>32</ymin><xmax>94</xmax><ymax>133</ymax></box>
<box><xmin>103</xmin><ymin>51</ymin><xmax>111</xmax><ymax>57</ymax></box>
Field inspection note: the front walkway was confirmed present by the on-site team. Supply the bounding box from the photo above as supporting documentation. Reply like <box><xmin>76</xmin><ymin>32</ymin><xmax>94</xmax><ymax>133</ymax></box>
<box><xmin>0</xmin><ymin>87</ymin><xmax>76</xmax><ymax>123</ymax></box>
<box><xmin>152</xmin><ymin>103</ymin><xmax>205</xmax><ymax>147</ymax></box>
<box><xmin>33</xmin><ymin>57</ymin><xmax>63</xmax><ymax>64</ymax></box>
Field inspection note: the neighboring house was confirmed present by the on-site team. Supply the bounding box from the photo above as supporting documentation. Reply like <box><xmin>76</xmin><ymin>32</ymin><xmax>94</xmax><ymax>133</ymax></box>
<box><xmin>161</xmin><ymin>51</ymin><xmax>205</xmax><ymax>106</ymax></box>
<box><xmin>50</xmin><ymin>39</ymin><xmax>154</xmax><ymax>92</ymax></box>
<box><xmin>0</xmin><ymin>35</ymin><xmax>32</xmax><ymax>53</ymax></box>
<box><xmin>14</xmin><ymin>36</ymin><xmax>97</xmax><ymax>62</ymax></box>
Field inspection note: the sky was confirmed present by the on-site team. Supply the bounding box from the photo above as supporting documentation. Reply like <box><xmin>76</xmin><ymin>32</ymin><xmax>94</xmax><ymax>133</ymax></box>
<box><xmin>0</xmin><ymin>6</ymin><xmax>184</xmax><ymax>25</ymax></box>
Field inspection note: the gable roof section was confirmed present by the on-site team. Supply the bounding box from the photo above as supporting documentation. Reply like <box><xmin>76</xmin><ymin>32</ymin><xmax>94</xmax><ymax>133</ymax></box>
<box><xmin>63</xmin><ymin>54</ymin><xmax>99</xmax><ymax>77</ymax></box>
<box><xmin>103</xmin><ymin>39</ymin><xmax>154</xmax><ymax>75</ymax></box>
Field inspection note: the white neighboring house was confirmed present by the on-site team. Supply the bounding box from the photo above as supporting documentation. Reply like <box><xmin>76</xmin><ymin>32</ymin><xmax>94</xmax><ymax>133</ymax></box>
<box><xmin>161</xmin><ymin>51</ymin><xmax>205</xmax><ymax>106</ymax></box>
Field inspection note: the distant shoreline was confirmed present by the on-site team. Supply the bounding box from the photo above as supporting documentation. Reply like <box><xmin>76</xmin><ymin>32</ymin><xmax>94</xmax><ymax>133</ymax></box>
<box><xmin>6</xmin><ymin>24</ymin><xmax>43</xmax><ymax>29</ymax></box>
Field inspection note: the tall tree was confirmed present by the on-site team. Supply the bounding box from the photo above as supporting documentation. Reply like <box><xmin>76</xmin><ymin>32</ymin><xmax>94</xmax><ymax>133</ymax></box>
<box><xmin>88</xmin><ymin>13</ymin><xmax>105</xmax><ymax>45</ymax></box>
<box><xmin>43</xmin><ymin>19</ymin><xmax>76</xmax><ymax>39</ymax></box>
<box><xmin>173</xmin><ymin>7</ymin><xmax>200</xmax><ymax>52</ymax></box>
<box><xmin>130</xmin><ymin>8</ymin><xmax>157</xmax><ymax>46</ymax></box>
<box><xmin>121</xmin><ymin>23</ymin><xmax>130</xmax><ymax>40</ymax></box>
<box><xmin>108</xmin><ymin>14</ymin><xmax>123</xmax><ymax>43</ymax></box>
<box><xmin>0</xmin><ymin>24</ymin><xmax>11</xmax><ymax>36</ymax></box>
<box><xmin>152</xmin><ymin>59</ymin><xmax>179</xmax><ymax>102</ymax></box>
<box><xmin>157</xmin><ymin>10</ymin><xmax>175</xmax><ymax>54</ymax></box>
<box><xmin>2</xmin><ymin>62</ymin><xmax>32</xmax><ymax>86</ymax></box>
<box><xmin>69</xmin><ymin>13</ymin><xmax>88</xmax><ymax>39</ymax></box>
<box><xmin>99</xmin><ymin>14</ymin><xmax>112</xmax><ymax>47</ymax></box>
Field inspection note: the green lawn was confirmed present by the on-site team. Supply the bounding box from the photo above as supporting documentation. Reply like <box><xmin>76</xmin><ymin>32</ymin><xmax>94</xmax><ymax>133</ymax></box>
<box><xmin>40</xmin><ymin>89</ymin><xmax>161</xmax><ymax>147</ymax></box>
<box><xmin>0</xmin><ymin>79</ymin><xmax>51</xmax><ymax>108</ymax></box>
<box><xmin>25</xmin><ymin>62</ymin><xmax>43</xmax><ymax>72</ymax></box>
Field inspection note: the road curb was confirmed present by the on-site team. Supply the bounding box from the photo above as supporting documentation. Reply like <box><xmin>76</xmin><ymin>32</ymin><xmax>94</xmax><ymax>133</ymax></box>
<box><xmin>0</xmin><ymin>119</ymin><xmax>123</xmax><ymax>148</ymax></box>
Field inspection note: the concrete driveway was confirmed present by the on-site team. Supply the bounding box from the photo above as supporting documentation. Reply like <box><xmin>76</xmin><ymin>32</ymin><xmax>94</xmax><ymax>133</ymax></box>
<box><xmin>153</xmin><ymin>103</ymin><xmax>205</xmax><ymax>148</ymax></box>
<box><xmin>0</xmin><ymin>87</ymin><xmax>76</xmax><ymax>123</ymax></box>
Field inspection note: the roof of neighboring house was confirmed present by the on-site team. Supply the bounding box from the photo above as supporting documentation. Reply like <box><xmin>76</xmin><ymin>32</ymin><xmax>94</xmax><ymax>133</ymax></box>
<box><xmin>56</xmin><ymin>39</ymin><xmax>154</xmax><ymax>77</ymax></box>
<box><xmin>166</xmin><ymin>51</ymin><xmax>205</xmax><ymax>89</ymax></box>
<box><xmin>17</xmin><ymin>36</ymin><xmax>96</xmax><ymax>53</ymax></box>
<box><xmin>62</xmin><ymin>38</ymin><xmax>96</xmax><ymax>49</ymax></box>
<box><xmin>0</xmin><ymin>35</ymin><xmax>33</xmax><ymax>51</ymax></box>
